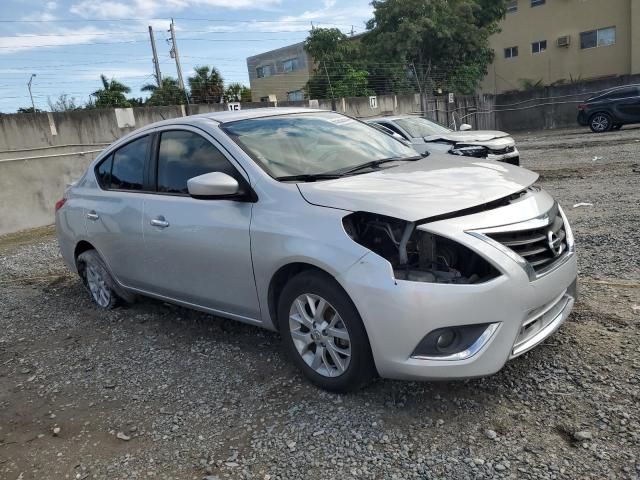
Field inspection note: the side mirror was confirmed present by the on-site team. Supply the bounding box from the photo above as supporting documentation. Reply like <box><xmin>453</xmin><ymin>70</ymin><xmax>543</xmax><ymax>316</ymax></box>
<box><xmin>459</xmin><ymin>123</ymin><xmax>472</xmax><ymax>131</ymax></box>
<box><xmin>187</xmin><ymin>172</ymin><xmax>240</xmax><ymax>199</ymax></box>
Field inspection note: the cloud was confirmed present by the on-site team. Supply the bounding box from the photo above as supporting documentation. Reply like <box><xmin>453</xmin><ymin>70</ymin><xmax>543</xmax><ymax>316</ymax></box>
<box><xmin>70</xmin><ymin>0</ymin><xmax>282</xmax><ymax>19</ymax></box>
<box><xmin>46</xmin><ymin>1</ymin><xmax>58</xmax><ymax>10</ymax></box>
<box><xmin>0</xmin><ymin>26</ymin><xmax>129</xmax><ymax>55</ymax></box>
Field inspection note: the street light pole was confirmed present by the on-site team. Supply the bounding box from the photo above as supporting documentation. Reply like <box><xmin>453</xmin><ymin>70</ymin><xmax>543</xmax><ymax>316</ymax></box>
<box><xmin>27</xmin><ymin>74</ymin><xmax>36</xmax><ymax>113</ymax></box>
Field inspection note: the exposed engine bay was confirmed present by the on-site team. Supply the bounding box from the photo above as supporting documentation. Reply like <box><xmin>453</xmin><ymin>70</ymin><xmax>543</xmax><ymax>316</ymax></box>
<box><xmin>343</xmin><ymin>212</ymin><xmax>499</xmax><ymax>284</ymax></box>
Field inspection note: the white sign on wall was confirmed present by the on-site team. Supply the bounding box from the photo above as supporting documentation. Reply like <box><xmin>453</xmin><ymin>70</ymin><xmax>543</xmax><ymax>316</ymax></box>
<box><xmin>228</xmin><ymin>102</ymin><xmax>241</xmax><ymax>111</ymax></box>
<box><xmin>369</xmin><ymin>96</ymin><xmax>378</xmax><ymax>109</ymax></box>
<box><xmin>448</xmin><ymin>93</ymin><xmax>455</xmax><ymax>104</ymax></box>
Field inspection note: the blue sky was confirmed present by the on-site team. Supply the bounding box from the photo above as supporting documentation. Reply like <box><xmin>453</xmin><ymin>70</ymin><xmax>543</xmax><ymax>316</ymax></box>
<box><xmin>0</xmin><ymin>0</ymin><xmax>373</xmax><ymax>112</ymax></box>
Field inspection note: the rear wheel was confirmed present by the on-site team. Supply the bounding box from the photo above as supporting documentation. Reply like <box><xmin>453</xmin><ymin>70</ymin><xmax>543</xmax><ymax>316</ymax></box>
<box><xmin>77</xmin><ymin>250</ymin><xmax>123</xmax><ymax>309</ymax></box>
<box><xmin>589</xmin><ymin>113</ymin><xmax>613</xmax><ymax>133</ymax></box>
<box><xmin>277</xmin><ymin>271</ymin><xmax>375</xmax><ymax>392</ymax></box>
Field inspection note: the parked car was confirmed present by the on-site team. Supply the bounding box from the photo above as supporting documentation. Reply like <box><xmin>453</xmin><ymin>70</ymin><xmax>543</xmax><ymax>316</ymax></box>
<box><xmin>56</xmin><ymin>108</ymin><xmax>577</xmax><ymax>392</ymax></box>
<box><xmin>367</xmin><ymin>115</ymin><xmax>520</xmax><ymax>165</ymax></box>
<box><xmin>577</xmin><ymin>84</ymin><xmax>640</xmax><ymax>133</ymax></box>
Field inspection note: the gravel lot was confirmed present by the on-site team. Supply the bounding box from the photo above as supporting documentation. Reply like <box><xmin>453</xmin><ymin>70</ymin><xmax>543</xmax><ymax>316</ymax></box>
<box><xmin>1</xmin><ymin>126</ymin><xmax>639</xmax><ymax>480</ymax></box>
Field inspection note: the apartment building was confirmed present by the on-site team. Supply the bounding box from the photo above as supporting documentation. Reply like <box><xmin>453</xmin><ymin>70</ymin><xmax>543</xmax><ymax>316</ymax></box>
<box><xmin>246</xmin><ymin>42</ymin><xmax>313</xmax><ymax>102</ymax></box>
<box><xmin>482</xmin><ymin>0</ymin><xmax>640</xmax><ymax>93</ymax></box>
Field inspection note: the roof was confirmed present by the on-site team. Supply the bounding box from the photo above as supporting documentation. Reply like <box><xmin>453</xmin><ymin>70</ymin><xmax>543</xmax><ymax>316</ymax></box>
<box><xmin>202</xmin><ymin>107</ymin><xmax>326</xmax><ymax>123</ymax></box>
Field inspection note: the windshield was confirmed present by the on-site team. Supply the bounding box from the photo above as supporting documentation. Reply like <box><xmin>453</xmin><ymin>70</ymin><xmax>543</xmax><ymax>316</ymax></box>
<box><xmin>395</xmin><ymin>117</ymin><xmax>452</xmax><ymax>138</ymax></box>
<box><xmin>222</xmin><ymin>112</ymin><xmax>418</xmax><ymax>178</ymax></box>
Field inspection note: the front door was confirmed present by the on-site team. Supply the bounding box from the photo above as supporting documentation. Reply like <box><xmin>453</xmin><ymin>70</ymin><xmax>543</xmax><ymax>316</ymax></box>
<box><xmin>140</xmin><ymin>128</ymin><xmax>260</xmax><ymax>321</ymax></box>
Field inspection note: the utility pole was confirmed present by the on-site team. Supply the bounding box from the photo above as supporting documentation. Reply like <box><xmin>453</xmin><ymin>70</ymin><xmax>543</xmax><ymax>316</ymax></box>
<box><xmin>169</xmin><ymin>19</ymin><xmax>190</xmax><ymax>113</ymax></box>
<box><xmin>27</xmin><ymin>73</ymin><xmax>36</xmax><ymax>113</ymax></box>
<box><xmin>148</xmin><ymin>26</ymin><xmax>162</xmax><ymax>87</ymax></box>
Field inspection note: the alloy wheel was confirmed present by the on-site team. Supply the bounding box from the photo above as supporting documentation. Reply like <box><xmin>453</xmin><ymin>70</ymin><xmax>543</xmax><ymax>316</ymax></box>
<box><xmin>591</xmin><ymin>115</ymin><xmax>610</xmax><ymax>132</ymax></box>
<box><xmin>85</xmin><ymin>263</ymin><xmax>112</xmax><ymax>308</ymax></box>
<box><xmin>288</xmin><ymin>293</ymin><xmax>351</xmax><ymax>378</ymax></box>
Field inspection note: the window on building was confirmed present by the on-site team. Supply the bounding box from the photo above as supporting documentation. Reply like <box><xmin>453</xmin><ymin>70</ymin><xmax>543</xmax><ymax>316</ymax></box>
<box><xmin>256</xmin><ymin>65</ymin><xmax>272</xmax><ymax>78</ymax></box>
<box><xmin>282</xmin><ymin>58</ymin><xmax>299</xmax><ymax>73</ymax></box>
<box><xmin>259</xmin><ymin>96</ymin><xmax>270</xmax><ymax>102</ymax></box>
<box><xmin>580</xmin><ymin>26</ymin><xmax>616</xmax><ymax>49</ymax></box>
<box><xmin>156</xmin><ymin>131</ymin><xmax>237</xmax><ymax>195</ymax></box>
<box><xmin>287</xmin><ymin>90</ymin><xmax>304</xmax><ymax>101</ymax></box>
<box><xmin>108</xmin><ymin>136</ymin><xmax>149</xmax><ymax>191</ymax></box>
<box><xmin>531</xmin><ymin>0</ymin><xmax>545</xmax><ymax>6</ymax></box>
<box><xmin>531</xmin><ymin>40</ymin><xmax>547</xmax><ymax>54</ymax></box>
<box><xmin>504</xmin><ymin>46</ymin><xmax>519</xmax><ymax>59</ymax></box>
<box><xmin>506</xmin><ymin>0</ymin><xmax>518</xmax><ymax>12</ymax></box>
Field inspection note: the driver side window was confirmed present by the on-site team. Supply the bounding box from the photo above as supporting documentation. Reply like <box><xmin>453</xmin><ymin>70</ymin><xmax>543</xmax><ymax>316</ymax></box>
<box><xmin>156</xmin><ymin>130</ymin><xmax>238</xmax><ymax>194</ymax></box>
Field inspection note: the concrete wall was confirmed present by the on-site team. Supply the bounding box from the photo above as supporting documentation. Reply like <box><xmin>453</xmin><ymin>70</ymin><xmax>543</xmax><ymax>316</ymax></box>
<box><xmin>493</xmin><ymin>74</ymin><xmax>640</xmax><ymax>131</ymax></box>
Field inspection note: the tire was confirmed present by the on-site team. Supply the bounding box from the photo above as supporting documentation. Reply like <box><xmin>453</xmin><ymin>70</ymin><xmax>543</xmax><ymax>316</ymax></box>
<box><xmin>277</xmin><ymin>271</ymin><xmax>375</xmax><ymax>392</ymax></box>
<box><xmin>76</xmin><ymin>250</ymin><xmax>123</xmax><ymax>309</ymax></box>
<box><xmin>589</xmin><ymin>112</ymin><xmax>613</xmax><ymax>133</ymax></box>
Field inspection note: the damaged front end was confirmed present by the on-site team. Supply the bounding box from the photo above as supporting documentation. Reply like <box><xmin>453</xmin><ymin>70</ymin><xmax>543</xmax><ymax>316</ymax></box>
<box><xmin>342</xmin><ymin>212</ymin><xmax>499</xmax><ymax>285</ymax></box>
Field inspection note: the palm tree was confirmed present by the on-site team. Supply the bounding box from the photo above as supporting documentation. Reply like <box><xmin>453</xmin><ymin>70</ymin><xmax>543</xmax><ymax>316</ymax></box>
<box><xmin>188</xmin><ymin>66</ymin><xmax>224</xmax><ymax>104</ymax></box>
<box><xmin>91</xmin><ymin>74</ymin><xmax>132</xmax><ymax>108</ymax></box>
<box><xmin>142</xmin><ymin>77</ymin><xmax>187</xmax><ymax>106</ymax></box>
<box><xmin>224</xmin><ymin>83</ymin><xmax>252</xmax><ymax>103</ymax></box>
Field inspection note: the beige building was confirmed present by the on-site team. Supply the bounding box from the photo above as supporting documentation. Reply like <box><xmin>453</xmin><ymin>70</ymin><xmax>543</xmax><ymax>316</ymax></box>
<box><xmin>246</xmin><ymin>42</ymin><xmax>313</xmax><ymax>102</ymax></box>
<box><xmin>482</xmin><ymin>0</ymin><xmax>640</xmax><ymax>93</ymax></box>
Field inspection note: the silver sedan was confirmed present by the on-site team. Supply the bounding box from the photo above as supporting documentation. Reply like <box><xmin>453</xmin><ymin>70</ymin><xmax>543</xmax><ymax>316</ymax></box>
<box><xmin>56</xmin><ymin>108</ymin><xmax>576</xmax><ymax>392</ymax></box>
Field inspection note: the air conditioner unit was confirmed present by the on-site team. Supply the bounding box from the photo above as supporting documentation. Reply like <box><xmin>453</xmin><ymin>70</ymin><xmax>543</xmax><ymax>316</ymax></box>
<box><xmin>557</xmin><ymin>35</ymin><xmax>571</xmax><ymax>47</ymax></box>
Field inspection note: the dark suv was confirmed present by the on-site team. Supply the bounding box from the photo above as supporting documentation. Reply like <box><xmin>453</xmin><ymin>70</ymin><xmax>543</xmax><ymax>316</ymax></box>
<box><xmin>577</xmin><ymin>85</ymin><xmax>640</xmax><ymax>133</ymax></box>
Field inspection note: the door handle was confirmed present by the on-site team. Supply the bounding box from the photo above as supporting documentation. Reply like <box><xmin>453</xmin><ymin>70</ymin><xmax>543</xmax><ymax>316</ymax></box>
<box><xmin>87</xmin><ymin>211</ymin><xmax>99</xmax><ymax>221</ymax></box>
<box><xmin>150</xmin><ymin>217</ymin><xmax>170</xmax><ymax>228</ymax></box>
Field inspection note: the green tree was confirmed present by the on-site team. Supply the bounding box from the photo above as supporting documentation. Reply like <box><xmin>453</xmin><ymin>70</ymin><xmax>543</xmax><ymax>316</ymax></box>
<box><xmin>91</xmin><ymin>75</ymin><xmax>133</xmax><ymax>108</ymax></box>
<box><xmin>224</xmin><ymin>83</ymin><xmax>252</xmax><ymax>103</ymax></box>
<box><xmin>47</xmin><ymin>94</ymin><xmax>79</xmax><ymax>112</ymax></box>
<box><xmin>303</xmin><ymin>28</ymin><xmax>371</xmax><ymax>99</ymax></box>
<box><xmin>363</xmin><ymin>0</ymin><xmax>507</xmax><ymax>95</ymax></box>
<box><xmin>142</xmin><ymin>77</ymin><xmax>187</xmax><ymax>106</ymax></box>
<box><xmin>188</xmin><ymin>66</ymin><xmax>224</xmax><ymax>104</ymax></box>
<box><xmin>17</xmin><ymin>106</ymin><xmax>43</xmax><ymax>113</ymax></box>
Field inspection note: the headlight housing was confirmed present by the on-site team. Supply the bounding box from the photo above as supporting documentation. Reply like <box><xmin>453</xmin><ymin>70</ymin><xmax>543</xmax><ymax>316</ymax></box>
<box><xmin>450</xmin><ymin>145</ymin><xmax>488</xmax><ymax>158</ymax></box>
<box><xmin>342</xmin><ymin>212</ymin><xmax>499</xmax><ymax>284</ymax></box>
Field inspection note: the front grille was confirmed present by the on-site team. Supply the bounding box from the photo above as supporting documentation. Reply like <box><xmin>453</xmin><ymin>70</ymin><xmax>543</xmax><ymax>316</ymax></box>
<box><xmin>486</xmin><ymin>206</ymin><xmax>568</xmax><ymax>273</ymax></box>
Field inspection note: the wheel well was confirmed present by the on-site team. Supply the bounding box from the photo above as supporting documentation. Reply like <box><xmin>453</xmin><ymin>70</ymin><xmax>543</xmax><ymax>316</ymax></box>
<box><xmin>268</xmin><ymin>263</ymin><xmax>335</xmax><ymax>331</ymax></box>
<box><xmin>74</xmin><ymin>240</ymin><xmax>95</xmax><ymax>262</ymax></box>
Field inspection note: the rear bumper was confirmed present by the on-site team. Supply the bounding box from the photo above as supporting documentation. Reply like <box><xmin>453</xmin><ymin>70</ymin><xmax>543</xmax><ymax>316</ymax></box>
<box><xmin>577</xmin><ymin>111</ymin><xmax>589</xmax><ymax>126</ymax></box>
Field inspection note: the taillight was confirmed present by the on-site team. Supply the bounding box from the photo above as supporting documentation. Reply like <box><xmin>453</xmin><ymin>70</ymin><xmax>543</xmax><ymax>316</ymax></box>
<box><xmin>55</xmin><ymin>198</ymin><xmax>67</xmax><ymax>212</ymax></box>
<box><xmin>578</xmin><ymin>104</ymin><xmax>587</xmax><ymax>111</ymax></box>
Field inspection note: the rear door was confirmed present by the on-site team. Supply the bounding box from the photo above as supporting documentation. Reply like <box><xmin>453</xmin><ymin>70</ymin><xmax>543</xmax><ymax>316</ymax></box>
<box><xmin>85</xmin><ymin>134</ymin><xmax>150</xmax><ymax>287</ymax></box>
<box><xmin>140</xmin><ymin>127</ymin><xmax>260</xmax><ymax>320</ymax></box>
<box><xmin>607</xmin><ymin>87</ymin><xmax>640</xmax><ymax>122</ymax></box>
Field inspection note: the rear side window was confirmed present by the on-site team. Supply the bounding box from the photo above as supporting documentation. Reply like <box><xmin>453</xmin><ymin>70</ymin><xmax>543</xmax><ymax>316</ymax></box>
<box><xmin>96</xmin><ymin>135</ymin><xmax>149</xmax><ymax>191</ymax></box>
<box><xmin>604</xmin><ymin>88</ymin><xmax>638</xmax><ymax>100</ymax></box>
<box><xmin>111</xmin><ymin>136</ymin><xmax>148</xmax><ymax>191</ymax></box>
<box><xmin>157</xmin><ymin>130</ymin><xmax>237</xmax><ymax>194</ymax></box>
<box><xmin>96</xmin><ymin>154</ymin><xmax>112</xmax><ymax>188</ymax></box>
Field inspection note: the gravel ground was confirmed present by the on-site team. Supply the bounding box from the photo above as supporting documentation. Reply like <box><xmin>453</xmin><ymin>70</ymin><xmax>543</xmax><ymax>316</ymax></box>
<box><xmin>1</xmin><ymin>126</ymin><xmax>639</xmax><ymax>480</ymax></box>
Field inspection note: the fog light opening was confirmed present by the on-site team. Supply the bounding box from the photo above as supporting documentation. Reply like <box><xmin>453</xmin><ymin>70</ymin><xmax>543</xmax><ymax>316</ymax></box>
<box><xmin>436</xmin><ymin>329</ymin><xmax>457</xmax><ymax>351</ymax></box>
<box><xmin>411</xmin><ymin>323</ymin><xmax>499</xmax><ymax>361</ymax></box>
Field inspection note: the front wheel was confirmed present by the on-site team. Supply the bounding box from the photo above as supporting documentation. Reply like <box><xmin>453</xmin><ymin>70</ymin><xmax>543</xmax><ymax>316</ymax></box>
<box><xmin>589</xmin><ymin>113</ymin><xmax>613</xmax><ymax>133</ymax></box>
<box><xmin>277</xmin><ymin>271</ymin><xmax>375</xmax><ymax>392</ymax></box>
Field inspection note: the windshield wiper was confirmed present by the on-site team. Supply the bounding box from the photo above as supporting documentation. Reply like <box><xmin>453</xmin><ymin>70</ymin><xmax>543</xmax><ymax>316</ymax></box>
<box><xmin>337</xmin><ymin>155</ymin><xmax>424</xmax><ymax>175</ymax></box>
<box><xmin>276</xmin><ymin>173</ymin><xmax>344</xmax><ymax>182</ymax></box>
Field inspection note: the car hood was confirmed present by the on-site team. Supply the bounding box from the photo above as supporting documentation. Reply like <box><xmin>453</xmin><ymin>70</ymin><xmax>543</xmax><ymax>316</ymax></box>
<box><xmin>425</xmin><ymin>130</ymin><xmax>511</xmax><ymax>143</ymax></box>
<box><xmin>297</xmin><ymin>154</ymin><xmax>538</xmax><ymax>222</ymax></box>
